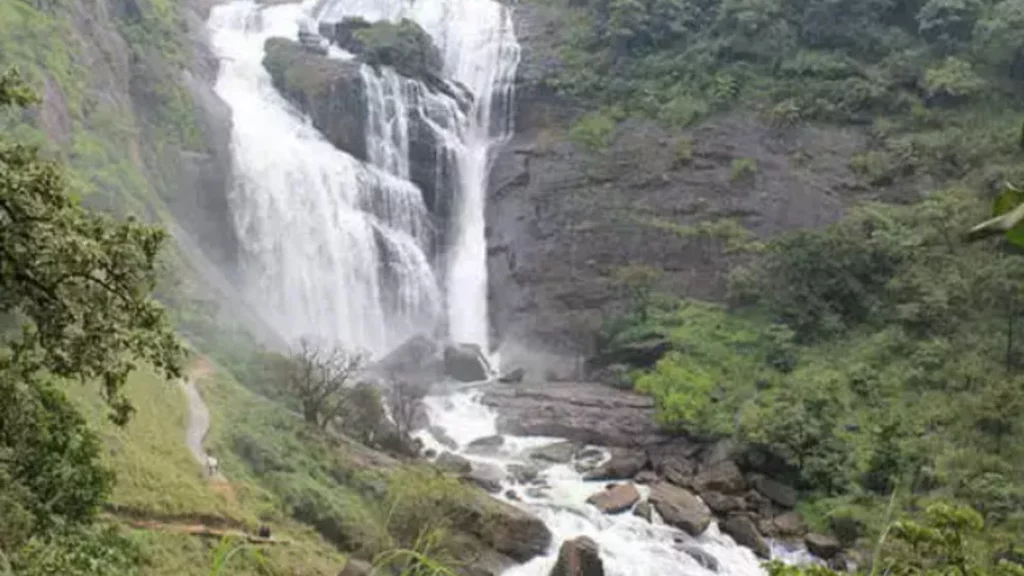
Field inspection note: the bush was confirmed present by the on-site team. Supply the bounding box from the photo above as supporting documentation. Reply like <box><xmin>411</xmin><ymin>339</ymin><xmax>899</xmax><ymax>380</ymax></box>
<box><xmin>568</xmin><ymin>110</ymin><xmax>618</xmax><ymax>152</ymax></box>
<box><xmin>729</xmin><ymin>157</ymin><xmax>758</xmax><ymax>181</ymax></box>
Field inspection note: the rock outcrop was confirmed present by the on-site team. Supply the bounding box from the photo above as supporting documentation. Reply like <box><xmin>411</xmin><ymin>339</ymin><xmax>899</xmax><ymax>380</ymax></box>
<box><xmin>550</xmin><ymin>537</ymin><xmax>605</xmax><ymax>576</ymax></box>
<box><xmin>805</xmin><ymin>533</ymin><xmax>842</xmax><ymax>560</ymax></box>
<box><xmin>481</xmin><ymin>381</ymin><xmax>668</xmax><ymax>446</ymax></box>
<box><xmin>444</xmin><ymin>343</ymin><xmax>492</xmax><ymax>382</ymax></box>
<box><xmin>721</xmin><ymin>515</ymin><xmax>770</xmax><ymax>559</ymax></box>
<box><xmin>488</xmin><ymin>2</ymin><xmax>871</xmax><ymax>356</ymax></box>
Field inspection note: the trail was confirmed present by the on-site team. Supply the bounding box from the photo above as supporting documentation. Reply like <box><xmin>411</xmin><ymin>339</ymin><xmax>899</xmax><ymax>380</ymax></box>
<box><xmin>182</xmin><ymin>357</ymin><xmax>226</xmax><ymax>482</ymax></box>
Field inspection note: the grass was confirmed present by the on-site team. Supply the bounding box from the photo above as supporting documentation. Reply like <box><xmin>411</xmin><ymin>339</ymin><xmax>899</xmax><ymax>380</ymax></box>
<box><xmin>67</xmin><ymin>367</ymin><xmax>347</xmax><ymax>575</ymax></box>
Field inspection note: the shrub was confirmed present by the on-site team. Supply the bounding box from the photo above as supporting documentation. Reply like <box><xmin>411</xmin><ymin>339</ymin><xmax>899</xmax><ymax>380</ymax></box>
<box><xmin>730</xmin><ymin>157</ymin><xmax>758</xmax><ymax>181</ymax></box>
<box><xmin>568</xmin><ymin>110</ymin><xmax>617</xmax><ymax>152</ymax></box>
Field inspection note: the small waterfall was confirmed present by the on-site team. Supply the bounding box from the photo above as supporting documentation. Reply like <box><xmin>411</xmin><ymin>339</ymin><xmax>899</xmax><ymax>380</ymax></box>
<box><xmin>208</xmin><ymin>1</ymin><xmax>439</xmax><ymax>355</ymax></box>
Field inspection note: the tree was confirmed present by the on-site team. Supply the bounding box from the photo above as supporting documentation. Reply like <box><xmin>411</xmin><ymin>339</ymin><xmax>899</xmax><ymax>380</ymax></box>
<box><xmin>285</xmin><ymin>339</ymin><xmax>366</xmax><ymax>430</ymax></box>
<box><xmin>0</xmin><ymin>67</ymin><xmax>184</xmax><ymax>424</ymax></box>
<box><xmin>614</xmin><ymin>264</ymin><xmax>662</xmax><ymax>322</ymax></box>
<box><xmin>386</xmin><ymin>378</ymin><xmax>426</xmax><ymax>445</ymax></box>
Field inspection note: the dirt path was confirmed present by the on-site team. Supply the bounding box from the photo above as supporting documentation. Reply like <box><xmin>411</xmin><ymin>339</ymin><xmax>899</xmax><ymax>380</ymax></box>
<box><xmin>182</xmin><ymin>357</ymin><xmax>226</xmax><ymax>482</ymax></box>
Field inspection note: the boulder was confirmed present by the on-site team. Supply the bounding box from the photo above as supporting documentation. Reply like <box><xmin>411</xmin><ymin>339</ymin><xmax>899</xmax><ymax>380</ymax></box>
<box><xmin>701</xmin><ymin>491</ymin><xmax>746</xmax><ymax>515</ymax></box>
<box><xmin>436</xmin><ymin>452</ymin><xmax>472</xmax><ymax>475</ymax></box>
<box><xmin>648</xmin><ymin>482</ymin><xmax>712</xmax><ymax>536</ymax></box>
<box><xmin>585</xmin><ymin>483</ymin><xmax>640</xmax><ymax>514</ymax></box>
<box><xmin>467</xmin><ymin>498</ymin><xmax>552</xmax><ymax>562</ymax></box>
<box><xmin>662</xmin><ymin>458</ymin><xmax>698</xmax><ymax>488</ymax></box>
<box><xmin>508</xmin><ymin>463</ymin><xmax>541</xmax><ymax>484</ymax></box>
<box><xmin>466</xmin><ymin>435</ymin><xmax>506</xmax><ymax>454</ymax></box>
<box><xmin>337</xmin><ymin>558</ymin><xmax>372</xmax><ymax>576</ymax></box>
<box><xmin>498</xmin><ymin>367</ymin><xmax>526</xmax><ymax>383</ymax></box>
<box><xmin>700</xmin><ymin>439</ymin><xmax>739</xmax><ymax>469</ymax></box>
<box><xmin>682</xmin><ymin>546</ymin><xmax>720</xmax><ymax>572</ymax></box>
<box><xmin>744</xmin><ymin>489</ymin><xmax>774</xmax><ymax>518</ymax></box>
<box><xmin>633</xmin><ymin>500</ymin><xmax>653</xmax><ymax>523</ymax></box>
<box><xmin>373</xmin><ymin>334</ymin><xmax>440</xmax><ymax>381</ymax></box>
<box><xmin>505</xmin><ymin>489</ymin><xmax>521</xmax><ymax>501</ymax></box>
<box><xmin>444</xmin><ymin>343</ymin><xmax>491</xmax><ymax>382</ymax></box>
<box><xmin>721</xmin><ymin>515</ymin><xmax>770</xmax><ymax>559</ymax></box>
<box><xmin>588</xmin><ymin>334</ymin><xmax>671</xmax><ymax>370</ymax></box>
<box><xmin>429</xmin><ymin>426</ymin><xmax>458</xmax><ymax>450</ymax></box>
<box><xmin>773</xmin><ymin>512</ymin><xmax>807</xmax><ymax>537</ymax></box>
<box><xmin>584</xmin><ymin>450</ymin><xmax>648</xmax><ymax>481</ymax></box>
<box><xmin>465</xmin><ymin>462</ymin><xmax>505</xmax><ymax>493</ymax></box>
<box><xmin>550</xmin><ymin>536</ymin><xmax>604</xmax><ymax>576</ymax></box>
<box><xmin>696</xmin><ymin>460</ymin><xmax>746</xmax><ymax>494</ymax></box>
<box><xmin>530</xmin><ymin>441</ymin><xmax>578</xmax><ymax>464</ymax></box>
<box><xmin>805</xmin><ymin>533</ymin><xmax>842</xmax><ymax>560</ymax></box>
<box><xmin>754</xmin><ymin>476</ymin><xmax>798</xmax><ymax>508</ymax></box>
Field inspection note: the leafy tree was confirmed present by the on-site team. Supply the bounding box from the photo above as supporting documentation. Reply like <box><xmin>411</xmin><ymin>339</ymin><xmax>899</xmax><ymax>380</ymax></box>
<box><xmin>614</xmin><ymin>264</ymin><xmax>662</xmax><ymax>322</ymax></box>
<box><xmin>0</xmin><ymin>67</ymin><xmax>184</xmax><ymax>424</ymax></box>
<box><xmin>285</xmin><ymin>338</ymin><xmax>367</xmax><ymax>430</ymax></box>
<box><xmin>917</xmin><ymin>0</ymin><xmax>982</xmax><ymax>52</ymax></box>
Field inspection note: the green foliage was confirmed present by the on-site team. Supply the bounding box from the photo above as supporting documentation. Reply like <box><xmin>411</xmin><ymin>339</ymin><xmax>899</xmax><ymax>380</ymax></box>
<box><xmin>923</xmin><ymin>57</ymin><xmax>986</xmax><ymax>102</ymax></box>
<box><xmin>613</xmin><ymin>264</ymin><xmax>662</xmax><ymax>321</ymax></box>
<box><xmin>729</xmin><ymin>157</ymin><xmax>758</xmax><ymax>181</ymax></box>
<box><xmin>352</xmin><ymin>19</ymin><xmax>444</xmax><ymax>81</ymax></box>
<box><xmin>568</xmin><ymin>109</ymin><xmax>618</xmax><ymax>152</ymax></box>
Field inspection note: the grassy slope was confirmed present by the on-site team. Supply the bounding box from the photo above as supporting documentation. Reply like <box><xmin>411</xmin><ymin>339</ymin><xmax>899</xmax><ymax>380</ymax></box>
<box><xmin>67</xmin><ymin>369</ymin><xmax>347</xmax><ymax>576</ymax></box>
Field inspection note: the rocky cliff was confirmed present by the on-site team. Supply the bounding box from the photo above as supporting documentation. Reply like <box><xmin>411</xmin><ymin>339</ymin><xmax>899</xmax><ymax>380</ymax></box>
<box><xmin>487</xmin><ymin>2</ymin><xmax>873</xmax><ymax>365</ymax></box>
<box><xmin>0</xmin><ymin>0</ymin><xmax>237</xmax><ymax>271</ymax></box>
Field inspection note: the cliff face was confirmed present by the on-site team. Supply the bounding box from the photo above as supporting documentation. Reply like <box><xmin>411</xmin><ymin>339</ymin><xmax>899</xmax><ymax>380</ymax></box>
<box><xmin>0</xmin><ymin>0</ymin><xmax>237</xmax><ymax>271</ymax></box>
<box><xmin>487</xmin><ymin>2</ymin><xmax>871</xmax><ymax>364</ymax></box>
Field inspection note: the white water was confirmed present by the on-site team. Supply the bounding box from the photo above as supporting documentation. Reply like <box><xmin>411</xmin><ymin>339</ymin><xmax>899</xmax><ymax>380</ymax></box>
<box><xmin>316</xmin><ymin>0</ymin><xmax>520</xmax><ymax>349</ymax></box>
<box><xmin>209</xmin><ymin>1</ymin><xmax>440</xmax><ymax>355</ymax></box>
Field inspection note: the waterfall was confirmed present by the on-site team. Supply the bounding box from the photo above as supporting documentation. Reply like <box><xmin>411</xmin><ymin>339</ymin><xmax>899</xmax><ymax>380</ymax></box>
<box><xmin>317</xmin><ymin>0</ymin><xmax>520</xmax><ymax>350</ymax></box>
<box><xmin>208</xmin><ymin>1</ymin><xmax>439</xmax><ymax>356</ymax></box>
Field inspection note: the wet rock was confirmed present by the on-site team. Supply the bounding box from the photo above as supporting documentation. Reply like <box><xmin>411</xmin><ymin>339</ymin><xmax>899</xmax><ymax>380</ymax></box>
<box><xmin>585</xmin><ymin>483</ymin><xmax>640</xmax><ymax>514</ymax></box>
<box><xmin>526</xmin><ymin>485</ymin><xmax>550</xmax><ymax>498</ymax></box>
<box><xmin>465</xmin><ymin>462</ymin><xmax>505</xmax><ymax>494</ymax></box>
<box><xmin>467</xmin><ymin>497</ymin><xmax>552</xmax><ymax>562</ymax></box>
<box><xmin>338</xmin><ymin>558</ymin><xmax>372</xmax><ymax>576</ymax></box>
<box><xmin>633</xmin><ymin>501</ymin><xmax>653</xmax><ymax>523</ymax></box>
<box><xmin>744</xmin><ymin>489</ymin><xmax>774</xmax><ymax>518</ymax></box>
<box><xmin>585</xmin><ymin>450</ymin><xmax>647</xmax><ymax>481</ymax></box>
<box><xmin>700</xmin><ymin>440</ymin><xmax>739</xmax><ymax>469</ymax></box>
<box><xmin>498</xmin><ymin>367</ymin><xmax>526</xmax><ymax>383</ymax></box>
<box><xmin>372</xmin><ymin>334</ymin><xmax>440</xmax><ymax>382</ymax></box>
<box><xmin>662</xmin><ymin>458</ymin><xmax>698</xmax><ymax>488</ymax></box>
<box><xmin>550</xmin><ymin>536</ymin><xmax>604</xmax><ymax>576</ymax></box>
<box><xmin>648</xmin><ymin>482</ymin><xmax>712</xmax><ymax>536</ymax></box>
<box><xmin>530</xmin><ymin>441</ymin><xmax>578</xmax><ymax>464</ymax></box>
<box><xmin>481</xmin><ymin>382</ymin><xmax>668</xmax><ymax>446</ymax></box>
<box><xmin>754</xmin><ymin>476</ymin><xmax>798</xmax><ymax>508</ymax></box>
<box><xmin>683</xmin><ymin>546</ymin><xmax>720</xmax><ymax>572</ymax></box>
<box><xmin>773</xmin><ymin>512</ymin><xmax>807</xmax><ymax>537</ymax></box>
<box><xmin>444</xmin><ymin>343</ymin><xmax>491</xmax><ymax>382</ymax></box>
<box><xmin>701</xmin><ymin>491</ymin><xmax>746</xmax><ymax>515</ymax></box>
<box><xmin>436</xmin><ymin>452</ymin><xmax>472</xmax><ymax>475</ymax></box>
<box><xmin>722</xmin><ymin>515</ymin><xmax>770</xmax><ymax>559</ymax></box>
<box><xmin>429</xmin><ymin>426</ymin><xmax>458</xmax><ymax>450</ymax></box>
<box><xmin>508</xmin><ymin>463</ymin><xmax>541</xmax><ymax>484</ymax></box>
<box><xmin>505</xmin><ymin>489</ymin><xmax>521</xmax><ymax>501</ymax></box>
<box><xmin>466</xmin><ymin>435</ymin><xmax>505</xmax><ymax>454</ymax></box>
<box><xmin>805</xmin><ymin>533</ymin><xmax>842</xmax><ymax>560</ymax></box>
<box><xmin>423</xmin><ymin>448</ymin><xmax>437</xmax><ymax>459</ymax></box>
<box><xmin>695</xmin><ymin>460</ymin><xmax>745</xmax><ymax>494</ymax></box>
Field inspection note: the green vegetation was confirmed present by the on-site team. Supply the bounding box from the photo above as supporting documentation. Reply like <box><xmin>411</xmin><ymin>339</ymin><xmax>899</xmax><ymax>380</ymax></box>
<box><xmin>607</xmin><ymin>188</ymin><xmax>1024</xmax><ymax>553</ymax></box>
<box><xmin>336</xmin><ymin>17</ymin><xmax>444</xmax><ymax>81</ymax></box>
<box><xmin>729</xmin><ymin>157</ymin><xmax>758</xmax><ymax>181</ymax></box>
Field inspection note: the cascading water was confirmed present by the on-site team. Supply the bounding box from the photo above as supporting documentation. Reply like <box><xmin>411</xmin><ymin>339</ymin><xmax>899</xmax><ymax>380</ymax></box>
<box><xmin>209</xmin><ymin>1</ymin><xmax>439</xmax><ymax>355</ymax></box>
<box><xmin>316</xmin><ymin>0</ymin><xmax>519</xmax><ymax>350</ymax></box>
<box><xmin>209</xmin><ymin>1</ymin><xmax>772</xmax><ymax>573</ymax></box>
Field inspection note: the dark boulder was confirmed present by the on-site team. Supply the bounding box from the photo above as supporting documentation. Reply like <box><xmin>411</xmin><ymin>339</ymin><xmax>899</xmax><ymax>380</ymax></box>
<box><xmin>754</xmin><ymin>476</ymin><xmax>798</xmax><ymax>508</ymax></box>
<box><xmin>466</xmin><ymin>435</ymin><xmax>506</xmax><ymax>454</ymax></box>
<box><xmin>773</xmin><ymin>511</ymin><xmax>807</xmax><ymax>537</ymax></box>
<box><xmin>805</xmin><ymin>533</ymin><xmax>842</xmax><ymax>560</ymax></box>
<box><xmin>467</xmin><ymin>498</ymin><xmax>552</xmax><ymax>562</ymax></box>
<box><xmin>530</xmin><ymin>441</ymin><xmax>578</xmax><ymax>464</ymax></box>
<box><xmin>444</xmin><ymin>343</ymin><xmax>491</xmax><ymax>382</ymax></box>
<box><xmin>633</xmin><ymin>500</ymin><xmax>653</xmax><ymax>523</ymax></box>
<box><xmin>373</xmin><ymin>334</ymin><xmax>440</xmax><ymax>380</ymax></box>
<box><xmin>695</xmin><ymin>460</ymin><xmax>746</xmax><ymax>494</ymax></box>
<box><xmin>584</xmin><ymin>450</ymin><xmax>648</xmax><ymax>481</ymax></box>
<box><xmin>465</xmin><ymin>462</ymin><xmax>505</xmax><ymax>494</ymax></box>
<box><xmin>721</xmin><ymin>515</ymin><xmax>770</xmax><ymax>559</ymax></box>
<box><xmin>648</xmin><ymin>482</ymin><xmax>712</xmax><ymax>536</ymax></box>
<box><xmin>550</xmin><ymin>536</ymin><xmax>604</xmax><ymax>576</ymax></box>
<box><xmin>585</xmin><ymin>483</ymin><xmax>640</xmax><ymax>514</ymax></box>
<box><xmin>508</xmin><ymin>463</ymin><xmax>541</xmax><ymax>484</ymax></box>
<box><xmin>701</xmin><ymin>491</ymin><xmax>746</xmax><ymax>515</ymax></box>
